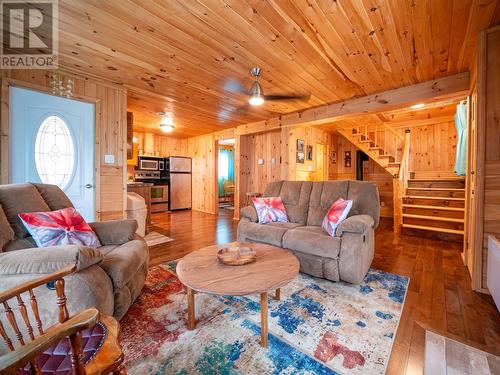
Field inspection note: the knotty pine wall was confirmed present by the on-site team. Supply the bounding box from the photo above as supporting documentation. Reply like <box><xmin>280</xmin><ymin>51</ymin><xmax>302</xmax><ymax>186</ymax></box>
<box><xmin>0</xmin><ymin>70</ymin><xmax>127</xmax><ymax>221</ymax></box>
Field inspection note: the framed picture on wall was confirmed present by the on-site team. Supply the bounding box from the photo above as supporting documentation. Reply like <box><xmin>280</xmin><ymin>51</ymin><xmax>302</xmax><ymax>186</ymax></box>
<box><xmin>307</xmin><ymin>145</ymin><xmax>313</xmax><ymax>161</ymax></box>
<box><xmin>297</xmin><ymin>139</ymin><xmax>305</xmax><ymax>153</ymax></box>
<box><xmin>331</xmin><ymin>151</ymin><xmax>337</xmax><ymax>164</ymax></box>
<box><xmin>345</xmin><ymin>151</ymin><xmax>352</xmax><ymax>168</ymax></box>
<box><xmin>296</xmin><ymin>152</ymin><xmax>305</xmax><ymax>163</ymax></box>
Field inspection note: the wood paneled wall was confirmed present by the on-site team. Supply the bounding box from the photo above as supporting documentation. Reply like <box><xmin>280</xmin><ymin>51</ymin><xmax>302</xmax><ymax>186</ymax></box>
<box><xmin>239</xmin><ymin>130</ymin><xmax>281</xmax><ymax>196</ymax></box>
<box><xmin>0</xmin><ymin>70</ymin><xmax>127</xmax><ymax>221</ymax></box>
<box><xmin>407</xmin><ymin>120</ymin><xmax>458</xmax><ymax>178</ymax></box>
<box><xmin>469</xmin><ymin>25</ymin><xmax>500</xmax><ymax>292</ymax></box>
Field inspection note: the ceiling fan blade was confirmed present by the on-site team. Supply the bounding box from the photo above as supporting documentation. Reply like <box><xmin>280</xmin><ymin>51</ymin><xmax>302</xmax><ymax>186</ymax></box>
<box><xmin>223</xmin><ymin>79</ymin><xmax>248</xmax><ymax>95</ymax></box>
<box><xmin>264</xmin><ymin>94</ymin><xmax>310</xmax><ymax>101</ymax></box>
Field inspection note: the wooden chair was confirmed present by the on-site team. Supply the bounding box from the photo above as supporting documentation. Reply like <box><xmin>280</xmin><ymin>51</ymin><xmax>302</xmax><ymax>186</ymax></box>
<box><xmin>0</xmin><ymin>265</ymin><xmax>126</xmax><ymax>375</ymax></box>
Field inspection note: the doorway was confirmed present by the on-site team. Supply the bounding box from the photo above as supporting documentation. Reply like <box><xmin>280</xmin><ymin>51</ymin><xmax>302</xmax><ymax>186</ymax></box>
<box><xmin>9</xmin><ymin>87</ymin><xmax>96</xmax><ymax>221</ymax></box>
<box><xmin>217</xmin><ymin>138</ymin><xmax>235</xmax><ymax>212</ymax></box>
<box><xmin>315</xmin><ymin>143</ymin><xmax>326</xmax><ymax>180</ymax></box>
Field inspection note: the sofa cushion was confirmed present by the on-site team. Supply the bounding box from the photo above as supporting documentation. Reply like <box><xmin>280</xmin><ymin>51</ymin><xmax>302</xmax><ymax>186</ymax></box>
<box><xmin>307</xmin><ymin>181</ymin><xmax>349</xmax><ymax>226</ymax></box>
<box><xmin>263</xmin><ymin>181</ymin><xmax>283</xmax><ymax>197</ymax></box>
<box><xmin>252</xmin><ymin>196</ymin><xmax>289</xmax><ymax>224</ymax></box>
<box><xmin>18</xmin><ymin>207</ymin><xmax>101</xmax><ymax>248</ymax></box>
<box><xmin>3</xmin><ymin>237</ymin><xmax>37</xmax><ymax>251</ymax></box>
<box><xmin>237</xmin><ymin>221</ymin><xmax>288</xmax><ymax>247</ymax></box>
<box><xmin>346</xmin><ymin>180</ymin><xmax>380</xmax><ymax>227</ymax></box>
<box><xmin>99</xmin><ymin>239</ymin><xmax>148</xmax><ymax>289</ymax></box>
<box><xmin>283</xmin><ymin>226</ymin><xmax>341</xmax><ymax>259</ymax></box>
<box><xmin>279</xmin><ymin>181</ymin><xmax>312</xmax><ymax>225</ymax></box>
<box><xmin>0</xmin><ymin>183</ymin><xmax>50</xmax><ymax>238</ymax></box>
<box><xmin>266</xmin><ymin>222</ymin><xmax>302</xmax><ymax>230</ymax></box>
<box><xmin>31</xmin><ymin>183</ymin><xmax>74</xmax><ymax>210</ymax></box>
<box><xmin>0</xmin><ymin>205</ymin><xmax>14</xmax><ymax>251</ymax></box>
<box><xmin>97</xmin><ymin>245</ymin><xmax>118</xmax><ymax>257</ymax></box>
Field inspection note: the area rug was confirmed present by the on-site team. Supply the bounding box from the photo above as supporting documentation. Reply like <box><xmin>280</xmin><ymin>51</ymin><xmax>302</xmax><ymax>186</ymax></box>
<box><xmin>424</xmin><ymin>330</ymin><xmax>500</xmax><ymax>375</ymax></box>
<box><xmin>144</xmin><ymin>231</ymin><xmax>173</xmax><ymax>247</ymax></box>
<box><xmin>120</xmin><ymin>263</ymin><xmax>408</xmax><ymax>374</ymax></box>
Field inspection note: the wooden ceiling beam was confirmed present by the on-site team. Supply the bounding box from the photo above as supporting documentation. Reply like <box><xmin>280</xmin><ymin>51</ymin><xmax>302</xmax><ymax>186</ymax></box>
<box><xmin>237</xmin><ymin>72</ymin><xmax>469</xmax><ymax>135</ymax></box>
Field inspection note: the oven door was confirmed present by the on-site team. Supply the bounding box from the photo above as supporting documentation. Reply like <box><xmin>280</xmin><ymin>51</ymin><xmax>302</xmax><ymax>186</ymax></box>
<box><xmin>151</xmin><ymin>185</ymin><xmax>168</xmax><ymax>203</ymax></box>
<box><xmin>139</xmin><ymin>159</ymin><xmax>159</xmax><ymax>171</ymax></box>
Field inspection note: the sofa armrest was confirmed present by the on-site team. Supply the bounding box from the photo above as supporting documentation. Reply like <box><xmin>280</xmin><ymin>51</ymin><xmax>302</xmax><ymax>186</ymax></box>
<box><xmin>0</xmin><ymin>246</ymin><xmax>103</xmax><ymax>276</ymax></box>
<box><xmin>240</xmin><ymin>205</ymin><xmax>258</xmax><ymax>223</ymax></box>
<box><xmin>337</xmin><ymin>215</ymin><xmax>374</xmax><ymax>236</ymax></box>
<box><xmin>89</xmin><ymin>219</ymin><xmax>138</xmax><ymax>245</ymax></box>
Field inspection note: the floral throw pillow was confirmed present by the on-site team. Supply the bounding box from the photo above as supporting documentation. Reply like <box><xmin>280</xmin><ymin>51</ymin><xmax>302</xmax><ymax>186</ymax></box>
<box><xmin>252</xmin><ymin>197</ymin><xmax>289</xmax><ymax>224</ymax></box>
<box><xmin>18</xmin><ymin>207</ymin><xmax>101</xmax><ymax>248</ymax></box>
<box><xmin>322</xmin><ymin>197</ymin><xmax>353</xmax><ymax>237</ymax></box>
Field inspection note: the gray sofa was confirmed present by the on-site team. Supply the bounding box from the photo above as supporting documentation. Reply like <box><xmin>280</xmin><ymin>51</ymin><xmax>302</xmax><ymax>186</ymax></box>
<box><xmin>237</xmin><ymin>180</ymin><xmax>379</xmax><ymax>284</ymax></box>
<box><xmin>0</xmin><ymin>183</ymin><xmax>149</xmax><ymax>325</ymax></box>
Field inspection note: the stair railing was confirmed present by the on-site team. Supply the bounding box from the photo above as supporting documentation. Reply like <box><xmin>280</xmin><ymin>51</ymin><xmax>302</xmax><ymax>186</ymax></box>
<box><xmin>393</xmin><ymin>129</ymin><xmax>411</xmax><ymax>233</ymax></box>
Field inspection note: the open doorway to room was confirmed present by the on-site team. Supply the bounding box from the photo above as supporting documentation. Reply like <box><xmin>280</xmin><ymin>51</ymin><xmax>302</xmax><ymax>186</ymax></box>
<box><xmin>217</xmin><ymin>138</ymin><xmax>235</xmax><ymax>212</ymax></box>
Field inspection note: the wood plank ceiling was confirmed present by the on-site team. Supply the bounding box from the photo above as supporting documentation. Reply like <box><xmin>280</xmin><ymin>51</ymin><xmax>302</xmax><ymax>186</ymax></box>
<box><xmin>57</xmin><ymin>0</ymin><xmax>499</xmax><ymax>137</ymax></box>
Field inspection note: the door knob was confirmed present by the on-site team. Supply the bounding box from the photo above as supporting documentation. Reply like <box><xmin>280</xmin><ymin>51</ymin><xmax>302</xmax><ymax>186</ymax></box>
<box><xmin>85</xmin><ymin>184</ymin><xmax>93</xmax><ymax>189</ymax></box>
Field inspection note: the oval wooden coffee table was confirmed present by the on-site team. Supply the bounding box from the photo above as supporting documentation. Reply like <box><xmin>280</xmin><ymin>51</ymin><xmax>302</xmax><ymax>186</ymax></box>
<box><xmin>176</xmin><ymin>242</ymin><xmax>299</xmax><ymax>347</ymax></box>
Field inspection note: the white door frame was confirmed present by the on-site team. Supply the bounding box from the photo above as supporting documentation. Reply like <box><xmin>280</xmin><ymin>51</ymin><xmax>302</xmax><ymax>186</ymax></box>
<box><xmin>1</xmin><ymin>78</ymin><xmax>101</xmax><ymax>218</ymax></box>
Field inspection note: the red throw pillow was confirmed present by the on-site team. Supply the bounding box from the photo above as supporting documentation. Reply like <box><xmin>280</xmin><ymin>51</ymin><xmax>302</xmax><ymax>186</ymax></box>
<box><xmin>18</xmin><ymin>207</ymin><xmax>101</xmax><ymax>248</ymax></box>
<box><xmin>252</xmin><ymin>197</ymin><xmax>289</xmax><ymax>224</ymax></box>
<box><xmin>322</xmin><ymin>198</ymin><xmax>353</xmax><ymax>237</ymax></box>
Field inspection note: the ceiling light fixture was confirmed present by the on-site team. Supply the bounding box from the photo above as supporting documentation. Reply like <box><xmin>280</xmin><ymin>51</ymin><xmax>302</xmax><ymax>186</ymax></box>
<box><xmin>160</xmin><ymin>117</ymin><xmax>175</xmax><ymax>133</ymax></box>
<box><xmin>248</xmin><ymin>68</ymin><xmax>264</xmax><ymax>106</ymax></box>
<box><xmin>410</xmin><ymin>103</ymin><xmax>425</xmax><ymax>109</ymax></box>
<box><xmin>157</xmin><ymin>111</ymin><xmax>175</xmax><ymax>133</ymax></box>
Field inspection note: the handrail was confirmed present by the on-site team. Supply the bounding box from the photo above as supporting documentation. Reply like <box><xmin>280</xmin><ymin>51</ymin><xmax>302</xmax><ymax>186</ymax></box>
<box><xmin>393</xmin><ymin>129</ymin><xmax>411</xmax><ymax>233</ymax></box>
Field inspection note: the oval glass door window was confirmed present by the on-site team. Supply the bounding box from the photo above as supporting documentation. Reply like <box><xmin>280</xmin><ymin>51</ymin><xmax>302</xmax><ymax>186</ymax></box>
<box><xmin>34</xmin><ymin>115</ymin><xmax>75</xmax><ymax>189</ymax></box>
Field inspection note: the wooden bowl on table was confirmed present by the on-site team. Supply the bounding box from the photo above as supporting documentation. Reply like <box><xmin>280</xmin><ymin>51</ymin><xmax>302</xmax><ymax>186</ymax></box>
<box><xmin>217</xmin><ymin>245</ymin><xmax>256</xmax><ymax>266</ymax></box>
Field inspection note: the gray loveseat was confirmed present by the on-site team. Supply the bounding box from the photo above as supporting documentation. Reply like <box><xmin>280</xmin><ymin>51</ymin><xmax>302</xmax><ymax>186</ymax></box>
<box><xmin>237</xmin><ymin>180</ymin><xmax>379</xmax><ymax>284</ymax></box>
<box><xmin>0</xmin><ymin>183</ymin><xmax>149</xmax><ymax>324</ymax></box>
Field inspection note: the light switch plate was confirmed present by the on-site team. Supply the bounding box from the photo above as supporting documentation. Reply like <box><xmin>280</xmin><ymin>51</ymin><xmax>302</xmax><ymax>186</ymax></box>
<box><xmin>308</xmin><ymin>165</ymin><xmax>313</xmax><ymax>171</ymax></box>
<box><xmin>271</xmin><ymin>158</ymin><xmax>276</xmax><ymax>164</ymax></box>
<box><xmin>104</xmin><ymin>154</ymin><xmax>115</xmax><ymax>164</ymax></box>
<box><xmin>258</xmin><ymin>158</ymin><xmax>264</xmax><ymax>165</ymax></box>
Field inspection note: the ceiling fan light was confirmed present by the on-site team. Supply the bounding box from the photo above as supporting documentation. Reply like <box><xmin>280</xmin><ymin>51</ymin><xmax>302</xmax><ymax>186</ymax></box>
<box><xmin>249</xmin><ymin>95</ymin><xmax>264</xmax><ymax>106</ymax></box>
<box><xmin>160</xmin><ymin>124</ymin><xmax>174</xmax><ymax>133</ymax></box>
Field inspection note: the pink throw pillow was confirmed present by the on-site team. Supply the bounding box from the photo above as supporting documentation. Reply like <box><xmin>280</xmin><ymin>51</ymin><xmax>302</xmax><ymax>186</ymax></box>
<box><xmin>18</xmin><ymin>207</ymin><xmax>101</xmax><ymax>248</ymax></box>
<box><xmin>322</xmin><ymin>198</ymin><xmax>353</xmax><ymax>237</ymax></box>
<box><xmin>252</xmin><ymin>197</ymin><xmax>289</xmax><ymax>224</ymax></box>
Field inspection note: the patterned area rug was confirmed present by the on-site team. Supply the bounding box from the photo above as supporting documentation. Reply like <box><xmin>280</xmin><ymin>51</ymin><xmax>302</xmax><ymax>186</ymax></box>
<box><xmin>120</xmin><ymin>262</ymin><xmax>408</xmax><ymax>374</ymax></box>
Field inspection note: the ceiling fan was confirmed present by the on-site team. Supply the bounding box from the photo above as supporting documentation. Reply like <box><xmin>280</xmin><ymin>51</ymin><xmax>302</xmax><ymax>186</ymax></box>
<box><xmin>224</xmin><ymin>67</ymin><xmax>310</xmax><ymax>106</ymax></box>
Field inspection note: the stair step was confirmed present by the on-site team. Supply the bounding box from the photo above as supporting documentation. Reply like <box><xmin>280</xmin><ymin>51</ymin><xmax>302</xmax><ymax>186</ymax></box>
<box><xmin>402</xmin><ymin>204</ymin><xmax>464</xmax><ymax>211</ymax></box>
<box><xmin>402</xmin><ymin>213</ymin><xmax>464</xmax><ymax>223</ymax></box>
<box><xmin>359</xmin><ymin>140</ymin><xmax>372</xmax><ymax>144</ymax></box>
<box><xmin>404</xmin><ymin>195</ymin><xmax>465</xmax><ymax>201</ymax></box>
<box><xmin>407</xmin><ymin>178</ymin><xmax>465</xmax><ymax>189</ymax></box>
<box><xmin>407</xmin><ymin>187</ymin><xmax>464</xmax><ymax>191</ymax></box>
<box><xmin>378</xmin><ymin>154</ymin><xmax>394</xmax><ymax>159</ymax></box>
<box><xmin>406</xmin><ymin>188</ymin><xmax>465</xmax><ymax>198</ymax></box>
<box><xmin>402</xmin><ymin>223</ymin><xmax>464</xmax><ymax>235</ymax></box>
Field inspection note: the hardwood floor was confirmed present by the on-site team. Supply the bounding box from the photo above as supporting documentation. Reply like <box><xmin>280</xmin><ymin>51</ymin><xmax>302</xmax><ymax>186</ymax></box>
<box><xmin>148</xmin><ymin>209</ymin><xmax>500</xmax><ymax>374</ymax></box>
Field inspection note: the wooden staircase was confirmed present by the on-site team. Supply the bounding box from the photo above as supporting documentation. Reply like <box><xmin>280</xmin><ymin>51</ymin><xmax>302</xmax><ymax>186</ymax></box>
<box><xmin>402</xmin><ymin>178</ymin><xmax>465</xmax><ymax>239</ymax></box>
<box><xmin>338</xmin><ymin>126</ymin><xmax>403</xmax><ymax>176</ymax></box>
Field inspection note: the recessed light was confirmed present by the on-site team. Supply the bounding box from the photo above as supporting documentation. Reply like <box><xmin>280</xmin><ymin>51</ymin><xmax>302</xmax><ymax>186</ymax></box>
<box><xmin>160</xmin><ymin>124</ymin><xmax>174</xmax><ymax>133</ymax></box>
<box><xmin>410</xmin><ymin>103</ymin><xmax>425</xmax><ymax>109</ymax></box>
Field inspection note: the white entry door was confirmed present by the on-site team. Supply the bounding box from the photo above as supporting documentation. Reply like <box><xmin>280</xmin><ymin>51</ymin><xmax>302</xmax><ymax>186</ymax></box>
<box><xmin>10</xmin><ymin>87</ymin><xmax>96</xmax><ymax>221</ymax></box>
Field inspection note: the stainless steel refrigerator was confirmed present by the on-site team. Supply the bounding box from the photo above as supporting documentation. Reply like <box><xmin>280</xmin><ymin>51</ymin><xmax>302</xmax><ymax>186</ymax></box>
<box><xmin>168</xmin><ymin>156</ymin><xmax>192</xmax><ymax>210</ymax></box>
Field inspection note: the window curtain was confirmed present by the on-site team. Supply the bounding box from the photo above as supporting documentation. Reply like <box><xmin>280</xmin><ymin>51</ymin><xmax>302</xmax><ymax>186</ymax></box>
<box><xmin>454</xmin><ymin>102</ymin><xmax>467</xmax><ymax>176</ymax></box>
<box><xmin>218</xmin><ymin>148</ymin><xmax>235</xmax><ymax>197</ymax></box>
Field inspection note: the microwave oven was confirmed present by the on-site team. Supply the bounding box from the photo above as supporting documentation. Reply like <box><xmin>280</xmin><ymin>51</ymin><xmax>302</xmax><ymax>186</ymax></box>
<box><xmin>138</xmin><ymin>156</ymin><xmax>164</xmax><ymax>171</ymax></box>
